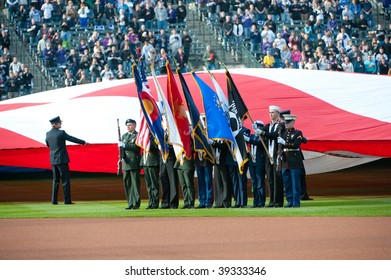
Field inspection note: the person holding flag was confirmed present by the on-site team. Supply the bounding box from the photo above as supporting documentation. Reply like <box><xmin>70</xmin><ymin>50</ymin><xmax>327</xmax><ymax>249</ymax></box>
<box><xmin>192</xmin><ymin>71</ymin><xmax>236</xmax><ymax>208</ymax></box>
<box><xmin>119</xmin><ymin>118</ymin><xmax>141</xmax><ymax>210</ymax></box>
<box><xmin>254</xmin><ymin>105</ymin><xmax>285</xmax><ymax>208</ymax></box>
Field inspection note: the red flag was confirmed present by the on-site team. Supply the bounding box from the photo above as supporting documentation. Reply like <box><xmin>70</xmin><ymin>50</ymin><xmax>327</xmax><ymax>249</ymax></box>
<box><xmin>166</xmin><ymin>62</ymin><xmax>192</xmax><ymax>160</ymax></box>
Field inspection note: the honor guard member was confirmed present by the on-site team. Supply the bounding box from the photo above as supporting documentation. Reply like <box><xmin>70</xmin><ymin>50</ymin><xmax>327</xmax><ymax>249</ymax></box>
<box><xmin>140</xmin><ymin>134</ymin><xmax>160</xmax><ymax>209</ymax></box>
<box><xmin>195</xmin><ymin>115</ymin><xmax>214</xmax><ymax>208</ymax></box>
<box><xmin>211</xmin><ymin>140</ymin><xmax>232</xmax><ymax>208</ymax></box>
<box><xmin>277</xmin><ymin>114</ymin><xmax>305</xmax><ymax>208</ymax></box>
<box><xmin>119</xmin><ymin>119</ymin><xmax>141</xmax><ymax>210</ymax></box>
<box><xmin>45</xmin><ymin>116</ymin><xmax>88</xmax><ymax>205</ymax></box>
<box><xmin>280</xmin><ymin>110</ymin><xmax>312</xmax><ymax>201</ymax></box>
<box><xmin>175</xmin><ymin>154</ymin><xmax>196</xmax><ymax>209</ymax></box>
<box><xmin>195</xmin><ymin>151</ymin><xmax>214</xmax><ymax>208</ymax></box>
<box><xmin>254</xmin><ymin>105</ymin><xmax>284</xmax><ymax>207</ymax></box>
<box><xmin>243</xmin><ymin>122</ymin><xmax>267</xmax><ymax>208</ymax></box>
<box><xmin>160</xmin><ymin>144</ymin><xmax>179</xmax><ymax>209</ymax></box>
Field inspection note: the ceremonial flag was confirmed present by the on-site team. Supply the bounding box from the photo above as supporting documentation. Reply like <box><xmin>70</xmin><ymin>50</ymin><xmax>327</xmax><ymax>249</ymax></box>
<box><xmin>208</xmin><ymin>71</ymin><xmax>245</xmax><ymax>173</ymax></box>
<box><xmin>191</xmin><ymin>71</ymin><xmax>235</xmax><ymax>145</ymax></box>
<box><xmin>135</xmin><ymin>110</ymin><xmax>151</xmax><ymax>164</ymax></box>
<box><xmin>166</xmin><ymin>62</ymin><xmax>193</xmax><ymax>160</ymax></box>
<box><xmin>150</xmin><ymin>65</ymin><xmax>183</xmax><ymax>160</ymax></box>
<box><xmin>133</xmin><ymin>64</ymin><xmax>167</xmax><ymax>158</ymax></box>
<box><xmin>177</xmin><ymin>70</ymin><xmax>214</xmax><ymax>164</ymax></box>
<box><xmin>226</xmin><ymin>69</ymin><xmax>249</xmax><ymax>170</ymax></box>
<box><xmin>225</xmin><ymin>69</ymin><xmax>249</xmax><ymax>121</ymax></box>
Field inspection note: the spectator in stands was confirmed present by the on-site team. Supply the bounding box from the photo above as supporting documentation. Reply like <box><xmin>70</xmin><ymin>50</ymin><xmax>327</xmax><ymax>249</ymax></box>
<box><xmin>143</xmin><ymin>2</ymin><xmax>155</xmax><ymax>30</ymax></box>
<box><xmin>16</xmin><ymin>5</ymin><xmax>29</xmax><ymax>37</ymax></box>
<box><xmin>9</xmin><ymin>56</ymin><xmax>21</xmax><ymax>75</ymax></box>
<box><xmin>318</xmin><ymin>55</ymin><xmax>328</xmax><ymax>70</ymax></box>
<box><xmin>304</xmin><ymin>57</ymin><xmax>318</xmax><ymax>70</ymax></box>
<box><xmin>155</xmin><ymin>48</ymin><xmax>169</xmax><ymax>75</ymax></box>
<box><xmin>167</xmin><ymin>3</ymin><xmax>177</xmax><ymax>25</ymax></box>
<box><xmin>262</xmin><ymin>36</ymin><xmax>272</xmax><ymax>55</ymax></box>
<box><xmin>100</xmin><ymin>64</ymin><xmax>114</xmax><ymax>81</ymax></box>
<box><xmin>64</xmin><ymin>69</ymin><xmax>77</xmax><ymax>86</ymax></box>
<box><xmin>300</xmin><ymin>0</ymin><xmax>310</xmax><ymax>21</ymax></box>
<box><xmin>274</xmin><ymin>32</ymin><xmax>287</xmax><ymax>51</ymax></box>
<box><xmin>67</xmin><ymin>49</ymin><xmax>80</xmax><ymax>77</ymax></box>
<box><xmin>138</xmin><ymin>24</ymin><xmax>148</xmax><ymax>44</ymax></box>
<box><xmin>156</xmin><ymin>29</ymin><xmax>168</xmax><ymax>52</ymax></box>
<box><xmin>29</xmin><ymin>5</ymin><xmax>41</xmax><ymax>23</ymax></box>
<box><xmin>41</xmin><ymin>0</ymin><xmax>54</xmax><ymax>23</ymax></box>
<box><xmin>105</xmin><ymin>2</ymin><xmax>116</xmax><ymax>30</ymax></box>
<box><xmin>364</xmin><ymin>54</ymin><xmax>377</xmax><ymax>74</ymax></box>
<box><xmin>76</xmin><ymin>69</ymin><xmax>90</xmax><ymax>84</ymax></box>
<box><xmin>78</xmin><ymin>3</ymin><xmax>90</xmax><ymax>28</ymax></box>
<box><xmin>155</xmin><ymin>1</ymin><xmax>167</xmax><ymax>30</ymax></box>
<box><xmin>232</xmin><ymin>16</ymin><xmax>244</xmax><ymax>53</ymax></box>
<box><xmin>52</xmin><ymin>0</ymin><xmax>63</xmax><ymax>23</ymax></box>
<box><xmin>21</xmin><ymin>66</ymin><xmax>34</xmax><ymax>95</ymax></box>
<box><xmin>280</xmin><ymin>0</ymin><xmax>292</xmax><ymax>25</ymax></box>
<box><xmin>222</xmin><ymin>15</ymin><xmax>233</xmax><ymax>51</ymax></box>
<box><xmin>7</xmin><ymin>71</ymin><xmax>23</xmax><ymax>98</ymax></box>
<box><xmin>264</xmin><ymin>13</ymin><xmax>277</xmax><ymax>34</ymax></box>
<box><xmin>336</xmin><ymin>27</ymin><xmax>350</xmax><ymax>50</ymax></box>
<box><xmin>55</xmin><ymin>44</ymin><xmax>67</xmax><ymax>68</ymax></box>
<box><xmin>27</xmin><ymin>18</ymin><xmax>40</xmax><ymax>48</ymax></box>
<box><xmin>203</xmin><ymin>45</ymin><xmax>218</xmax><ymax>70</ymax></box>
<box><xmin>7</xmin><ymin>0</ymin><xmax>19</xmax><ymax>25</ymax></box>
<box><xmin>37</xmin><ymin>34</ymin><xmax>49</xmax><ymax>58</ymax></box>
<box><xmin>92</xmin><ymin>0</ymin><xmax>104</xmax><ymax>26</ymax></box>
<box><xmin>263</xmin><ymin>50</ymin><xmax>275</xmax><ymax>68</ymax></box>
<box><xmin>341</xmin><ymin>56</ymin><xmax>354</xmax><ymax>72</ymax></box>
<box><xmin>120</xmin><ymin>43</ymin><xmax>132</xmax><ymax>74</ymax></box>
<box><xmin>0</xmin><ymin>30</ymin><xmax>10</xmax><ymax>52</ymax></box>
<box><xmin>60</xmin><ymin>20</ymin><xmax>71</xmax><ymax>48</ymax></box>
<box><xmin>241</xmin><ymin>9</ymin><xmax>253</xmax><ymax>39</ymax></box>
<box><xmin>254</xmin><ymin>0</ymin><xmax>267</xmax><ymax>22</ymax></box>
<box><xmin>174</xmin><ymin>47</ymin><xmax>188</xmax><ymax>73</ymax></box>
<box><xmin>377</xmin><ymin>55</ymin><xmax>389</xmax><ymax>74</ymax></box>
<box><xmin>348</xmin><ymin>0</ymin><xmax>361</xmax><ymax>26</ymax></box>
<box><xmin>267</xmin><ymin>0</ymin><xmax>281</xmax><ymax>22</ymax></box>
<box><xmin>250</xmin><ymin>23</ymin><xmax>262</xmax><ymax>54</ymax></box>
<box><xmin>261</xmin><ymin>25</ymin><xmax>275</xmax><ymax>45</ymax></box>
<box><xmin>290</xmin><ymin>44</ymin><xmax>301</xmax><ymax>68</ymax></box>
<box><xmin>115</xmin><ymin>64</ymin><xmax>128</xmax><ymax>79</ymax></box>
<box><xmin>169</xmin><ymin>29</ymin><xmax>182</xmax><ymax>55</ymax></box>
<box><xmin>89</xmin><ymin>57</ymin><xmax>102</xmax><ymax>82</ymax></box>
<box><xmin>181</xmin><ymin>30</ymin><xmax>192</xmax><ymax>59</ymax></box>
<box><xmin>65</xmin><ymin>1</ymin><xmax>78</xmax><ymax>28</ymax></box>
<box><xmin>117</xmin><ymin>0</ymin><xmax>130</xmax><ymax>22</ymax></box>
<box><xmin>43</xmin><ymin>42</ymin><xmax>55</xmax><ymax>67</ymax></box>
<box><xmin>353</xmin><ymin>55</ymin><xmax>365</xmax><ymax>73</ymax></box>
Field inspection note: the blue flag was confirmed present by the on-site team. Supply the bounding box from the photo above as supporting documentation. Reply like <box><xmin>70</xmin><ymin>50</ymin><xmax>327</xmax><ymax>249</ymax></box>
<box><xmin>192</xmin><ymin>72</ymin><xmax>235</xmax><ymax>144</ymax></box>
<box><xmin>178</xmin><ymin>70</ymin><xmax>214</xmax><ymax>164</ymax></box>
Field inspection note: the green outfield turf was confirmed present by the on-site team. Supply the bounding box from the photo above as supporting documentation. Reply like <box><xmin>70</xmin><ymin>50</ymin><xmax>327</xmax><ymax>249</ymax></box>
<box><xmin>0</xmin><ymin>197</ymin><xmax>390</xmax><ymax>218</ymax></box>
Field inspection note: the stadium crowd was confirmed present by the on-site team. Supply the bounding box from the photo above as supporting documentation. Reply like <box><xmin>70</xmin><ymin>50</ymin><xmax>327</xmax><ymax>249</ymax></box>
<box><xmin>0</xmin><ymin>0</ymin><xmax>390</xmax><ymax>100</ymax></box>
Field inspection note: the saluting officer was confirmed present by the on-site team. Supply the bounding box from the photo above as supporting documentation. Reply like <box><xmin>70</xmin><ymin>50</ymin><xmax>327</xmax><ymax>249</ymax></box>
<box><xmin>119</xmin><ymin>119</ymin><xmax>141</xmax><ymax>210</ymax></box>
<box><xmin>277</xmin><ymin>114</ymin><xmax>305</xmax><ymax>208</ymax></box>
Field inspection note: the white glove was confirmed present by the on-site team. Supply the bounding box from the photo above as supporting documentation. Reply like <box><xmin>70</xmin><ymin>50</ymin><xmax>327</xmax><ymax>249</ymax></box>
<box><xmin>252</xmin><ymin>123</ymin><xmax>258</xmax><ymax>130</ymax></box>
<box><xmin>243</xmin><ymin>135</ymin><xmax>250</xmax><ymax>142</ymax></box>
<box><xmin>118</xmin><ymin>141</ymin><xmax>125</xmax><ymax>148</ymax></box>
<box><xmin>255</xmin><ymin>128</ymin><xmax>264</xmax><ymax>135</ymax></box>
<box><xmin>277</xmin><ymin>137</ymin><xmax>286</xmax><ymax>145</ymax></box>
<box><xmin>207</xmin><ymin>139</ymin><xmax>214</xmax><ymax>145</ymax></box>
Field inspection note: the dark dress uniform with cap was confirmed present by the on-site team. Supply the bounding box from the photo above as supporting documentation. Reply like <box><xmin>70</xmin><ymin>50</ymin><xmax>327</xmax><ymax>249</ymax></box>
<box><xmin>121</xmin><ymin>119</ymin><xmax>141</xmax><ymax>209</ymax></box>
<box><xmin>45</xmin><ymin>116</ymin><xmax>86</xmax><ymax>204</ymax></box>
<box><xmin>160</xmin><ymin>145</ymin><xmax>179</xmax><ymax>208</ymax></box>
<box><xmin>245</xmin><ymin>124</ymin><xmax>267</xmax><ymax>207</ymax></box>
<box><xmin>279</xmin><ymin>115</ymin><xmax>304</xmax><ymax>207</ymax></box>
<box><xmin>140</xmin><ymin>134</ymin><xmax>160</xmax><ymax>209</ymax></box>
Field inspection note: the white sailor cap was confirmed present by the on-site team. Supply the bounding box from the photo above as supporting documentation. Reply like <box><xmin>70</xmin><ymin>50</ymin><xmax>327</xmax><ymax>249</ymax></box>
<box><xmin>269</xmin><ymin>105</ymin><xmax>280</xmax><ymax>112</ymax></box>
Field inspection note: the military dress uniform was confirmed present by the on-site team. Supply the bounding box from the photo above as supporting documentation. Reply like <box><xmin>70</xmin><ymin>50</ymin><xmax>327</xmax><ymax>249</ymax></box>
<box><xmin>280</xmin><ymin>116</ymin><xmax>304</xmax><ymax>208</ymax></box>
<box><xmin>245</xmin><ymin>126</ymin><xmax>267</xmax><ymax>207</ymax></box>
<box><xmin>45</xmin><ymin>116</ymin><xmax>86</xmax><ymax>204</ymax></box>
<box><xmin>263</xmin><ymin>121</ymin><xmax>285</xmax><ymax>207</ymax></box>
<box><xmin>194</xmin><ymin>151</ymin><xmax>214</xmax><ymax>208</ymax></box>
<box><xmin>140</xmin><ymin>136</ymin><xmax>160</xmax><ymax>209</ymax></box>
<box><xmin>122</xmin><ymin>130</ymin><xmax>141</xmax><ymax>209</ymax></box>
<box><xmin>160</xmin><ymin>145</ymin><xmax>179</xmax><ymax>208</ymax></box>
<box><xmin>212</xmin><ymin>140</ymin><xmax>232</xmax><ymax>208</ymax></box>
<box><xmin>175</xmin><ymin>155</ymin><xmax>196</xmax><ymax>208</ymax></box>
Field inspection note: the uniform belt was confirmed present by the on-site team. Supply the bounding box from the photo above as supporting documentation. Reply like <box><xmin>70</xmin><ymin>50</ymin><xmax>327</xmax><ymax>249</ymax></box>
<box><xmin>283</xmin><ymin>148</ymin><xmax>299</xmax><ymax>152</ymax></box>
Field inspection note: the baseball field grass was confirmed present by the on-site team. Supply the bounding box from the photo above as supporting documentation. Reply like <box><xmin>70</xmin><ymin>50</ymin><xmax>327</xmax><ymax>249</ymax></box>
<box><xmin>1</xmin><ymin>196</ymin><xmax>390</xmax><ymax>218</ymax></box>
